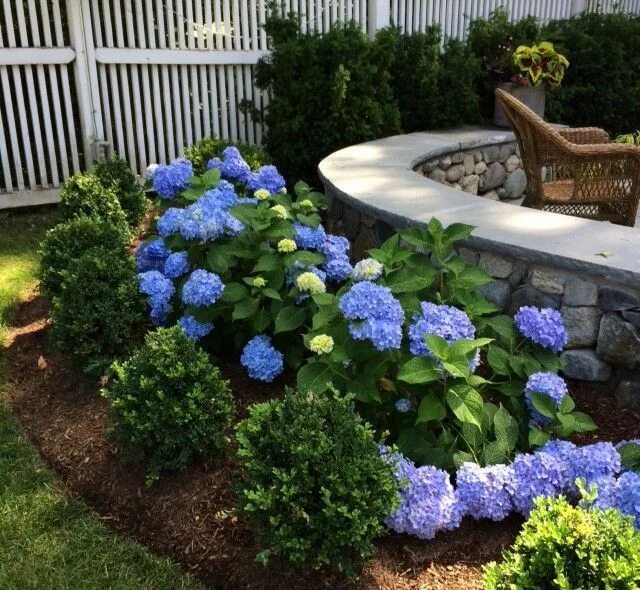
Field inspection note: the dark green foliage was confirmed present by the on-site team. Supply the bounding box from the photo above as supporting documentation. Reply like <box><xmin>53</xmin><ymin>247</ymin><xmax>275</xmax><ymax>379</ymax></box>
<box><xmin>466</xmin><ymin>8</ymin><xmax>541</xmax><ymax>118</ymax></box>
<box><xmin>386</xmin><ymin>28</ymin><xmax>481</xmax><ymax>132</ymax></box>
<box><xmin>58</xmin><ymin>172</ymin><xmax>128</xmax><ymax>230</ymax></box>
<box><xmin>236</xmin><ymin>388</ymin><xmax>399</xmax><ymax>576</ymax></box>
<box><xmin>38</xmin><ymin>216</ymin><xmax>131</xmax><ymax>299</ymax></box>
<box><xmin>183</xmin><ymin>137</ymin><xmax>270</xmax><ymax>175</ymax></box>
<box><xmin>544</xmin><ymin>13</ymin><xmax>640</xmax><ymax>137</ymax></box>
<box><xmin>92</xmin><ymin>156</ymin><xmax>148</xmax><ymax>229</ymax></box>
<box><xmin>484</xmin><ymin>495</ymin><xmax>640</xmax><ymax>589</ymax></box>
<box><xmin>252</xmin><ymin>12</ymin><xmax>401</xmax><ymax>184</ymax></box>
<box><xmin>50</xmin><ymin>248</ymin><xmax>144</xmax><ymax>375</ymax></box>
<box><xmin>103</xmin><ymin>326</ymin><xmax>233</xmax><ymax>481</ymax></box>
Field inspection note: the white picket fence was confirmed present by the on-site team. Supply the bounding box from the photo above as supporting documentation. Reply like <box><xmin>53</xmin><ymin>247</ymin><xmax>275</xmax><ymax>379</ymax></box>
<box><xmin>1</xmin><ymin>0</ymin><xmax>639</xmax><ymax>207</ymax></box>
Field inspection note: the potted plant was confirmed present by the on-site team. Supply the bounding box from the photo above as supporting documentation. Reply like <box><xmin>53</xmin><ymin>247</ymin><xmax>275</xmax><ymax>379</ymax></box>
<box><xmin>493</xmin><ymin>42</ymin><xmax>569</xmax><ymax>127</ymax></box>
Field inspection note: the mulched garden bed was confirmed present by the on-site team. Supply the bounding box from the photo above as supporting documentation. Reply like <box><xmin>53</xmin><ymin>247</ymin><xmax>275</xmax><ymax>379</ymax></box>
<box><xmin>5</xmin><ymin>294</ymin><xmax>639</xmax><ymax>590</ymax></box>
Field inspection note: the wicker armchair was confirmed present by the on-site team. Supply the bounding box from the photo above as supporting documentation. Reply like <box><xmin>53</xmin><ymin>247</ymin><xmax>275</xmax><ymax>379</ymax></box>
<box><xmin>495</xmin><ymin>88</ymin><xmax>640</xmax><ymax>226</ymax></box>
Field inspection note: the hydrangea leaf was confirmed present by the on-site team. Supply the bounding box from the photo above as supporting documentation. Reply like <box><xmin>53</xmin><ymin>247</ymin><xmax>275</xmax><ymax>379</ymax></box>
<box><xmin>528</xmin><ymin>427</ymin><xmax>551</xmax><ymax>447</ymax></box>
<box><xmin>483</xmin><ymin>441</ymin><xmax>509</xmax><ymax>465</ymax></box>
<box><xmin>446</xmin><ymin>384</ymin><xmax>484</xmax><ymax>429</ymax></box>
<box><xmin>487</xmin><ymin>345</ymin><xmax>512</xmax><ymax>376</ymax></box>
<box><xmin>417</xmin><ymin>393</ymin><xmax>447</xmax><ymax>424</ymax></box>
<box><xmin>232</xmin><ymin>297</ymin><xmax>260</xmax><ymax>321</ymax></box>
<box><xmin>617</xmin><ymin>442</ymin><xmax>640</xmax><ymax>472</ymax></box>
<box><xmin>481</xmin><ymin>315</ymin><xmax>518</xmax><ymax>348</ymax></box>
<box><xmin>386</xmin><ymin>267</ymin><xmax>436</xmax><ymax>294</ymax></box>
<box><xmin>312</xmin><ymin>308</ymin><xmax>339</xmax><ymax>331</ymax></box>
<box><xmin>397</xmin><ymin>357</ymin><xmax>440</xmax><ymax>385</ymax></box>
<box><xmin>570</xmin><ymin>412</ymin><xmax>597</xmax><ymax>433</ymax></box>
<box><xmin>296</xmin><ymin>361</ymin><xmax>334</xmax><ymax>394</ymax></box>
<box><xmin>558</xmin><ymin>395</ymin><xmax>575</xmax><ymax>414</ymax></box>
<box><xmin>530</xmin><ymin>391</ymin><xmax>558</xmax><ymax>419</ymax></box>
<box><xmin>274</xmin><ymin>305</ymin><xmax>307</xmax><ymax>334</ymax></box>
<box><xmin>252</xmin><ymin>254</ymin><xmax>280</xmax><ymax>273</ymax></box>
<box><xmin>494</xmin><ymin>405</ymin><xmax>520</xmax><ymax>453</ymax></box>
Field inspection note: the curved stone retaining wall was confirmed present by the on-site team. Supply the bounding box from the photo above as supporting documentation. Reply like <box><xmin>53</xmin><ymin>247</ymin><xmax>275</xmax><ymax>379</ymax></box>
<box><xmin>319</xmin><ymin>127</ymin><xmax>640</xmax><ymax>408</ymax></box>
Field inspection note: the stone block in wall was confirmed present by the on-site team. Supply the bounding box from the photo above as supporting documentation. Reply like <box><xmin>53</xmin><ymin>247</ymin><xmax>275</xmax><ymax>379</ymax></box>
<box><xmin>341</xmin><ymin>205</ymin><xmax>361</xmax><ymax>240</ymax></box>
<box><xmin>504</xmin><ymin>154</ymin><xmax>521</xmax><ymax>172</ymax></box>
<box><xmin>560</xmin><ymin>349</ymin><xmax>611</xmax><ymax>382</ymax></box>
<box><xmin>598</xmin><ymin>285</ymin><xmax>640</xmax><ymax>311</ymax></box>
<box><xmin>563</xmin><ymin>276</ymin><xmax>598</xmax><ymax>306</ymax></box>
<box><xmin>463</xmin><ymin>154</ymin><xmax>475</xmax><ymax>176</ymax></box>
<box><xmin>508</xmin><ymin>262</ymin><xmax>527</xmax><ymax>288</ymax></box>
<box><xmin>622</xmin><ymin>309</ymin><xmax>640</xmax><ymax>328</ymax></box>
<box><xmin>472</xmin><ymin>150</ymin><xmax>483</xmax><ymax>163</ymax></box>
<box><xmin>481</xmin><ymin>190</ymin><xmax>500</xmax><ymax>201</ymax></box>
<box><xmin>474</xmin><ymin>161</ymin><xmax>487</xmax><ymax>175</ymax></box>
<box><xmin>596</xmin><ymin>313</ymin><xmax>640</xmax><ymax>369</ymax></box>
<box><xmin>509</xmin><ymin>285</ymin><xmax>561</xmax><ymax>315</ymax></box>
<box><xmin>451</xmin><ymin>152</ymin><xmax>465</xmax><ymax>164</ymax></box>
<box><xmin>429</xmin><ymin>168</ymin><xmax>446</xmax><ymax>183</ymax></box>
<box><xmin>615</xmin><ymin>381</ymin><xmax>640</xmax><ymax>412</ymax></box>
<box><xmin>352</xmin><ymin>227</ymin><xmax>377</xmax><ymax>261</ymax></box>
<box><xmin>479</xmin><ymin>162</ymin><xmax>506</xmax><ymax>192</ymax></box>
<box><xmin>561</xmin><ymin>306</ymin><xmax>601</xmax><ymax>348</ymax></box>
<box><xmin>503</xmin><ymin>169</ymin><xmax>527</xmax><ymax>199</ymax></box>
<box><xmin>421</xmin><ymin>160</ymin><xmax>438</xmax><ymax>174</ymax></box>
<box><xmin>460</xmin><ymin>174</ymin><xmax>480</xmax><ymax>195</ymax></box>
<box><xmin>478</xmin><ymin>252</ymin><xmax>514</xmax><ymax>279</ymax></box>
<box><xmin>446</xmin><ymin>164</ymin><xmax>465</xmax><ymax>183</ymax></box>
<box><xmin>479</xmin><ymin>280</ymin><xmax>511</xmax><ymax>311</ymax></box>
<box><xmin>458</xmin><ymin>247</ymin><xmax>478</xmax><ymax>265</ymax></box>
<box><xmin>439</xmin><ymin>155</ymin><xmax>452</xmax><ymax>169</ymax></box>
<box><xmin>500</xmin><ymin>143</ymin><xmax>516</xmax><ymax>161</ymax></box>
<box><xmin>529</xmin><ymin>268</ymin><xmax>567</xmax><ymax>294</ymax></box>
<box><xmin>481</xmin><ymin>145</ymin><xmax>501</xmax><ymax>163</ymax></box>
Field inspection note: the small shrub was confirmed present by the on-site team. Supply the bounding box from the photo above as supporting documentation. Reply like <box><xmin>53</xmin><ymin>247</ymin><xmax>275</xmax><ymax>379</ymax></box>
<box><xmin>386</xmin><ymin>28</ymin><xmax>481</xmax><ymax>132</ymax></box>
<box><xmin>236</xmin><ymin>388</ymin><xmax>400</xmax><ymax>576</ymax></box>
<box><xmin>252</xmin><ymin>11</ymin><xmax>400</xmax><ymax>183</ymax></box>
<box><xmin>92</xmin><ymin>156</ymin><xmax>148</xmax><ymax>229</ymax></box>
<box><xmin>38</xmin><ymin>215</ymin><xmax>130</xmax><ymax>299</ymax></box>
<box><xmin>484</xmin><ymin>495</ymin><xmax>640</xmax><ymax>589</ymax></box>
<box><xmin>50</xmin><ymin>247</ymin><xmax>144</xmax><ymax>374</ymax></box>
<box><xmin>103</xmin><ymin>326</ymin><xmax>233</xmax><ymax>481</ymax></box>
<box><xmin>183</xmin><ymin>137</ymin><xmax>270</xmax><ymax>175</ymax></box>
<box><xmin>58</xmin><ymin>172</ymin><xmax>128</xmax><ymax>229</ymax></box>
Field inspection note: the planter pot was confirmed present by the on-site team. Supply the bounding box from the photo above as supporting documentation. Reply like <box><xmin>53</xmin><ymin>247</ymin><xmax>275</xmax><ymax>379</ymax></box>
<box><xmin>493</xmin><ymin>84</ymin><xmax>546</xmax><ymax>128</ymax></box>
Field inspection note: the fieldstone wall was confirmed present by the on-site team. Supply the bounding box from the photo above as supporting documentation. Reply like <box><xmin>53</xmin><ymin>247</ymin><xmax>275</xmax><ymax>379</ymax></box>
<box><xmin>415</xmin><ymin>141</ymin><xmax>527</xmax><ymax>202</ymax></box>
<box><xmin>326</xmin><ymin>196</ymin><xmax>640</xmax><ymax>411</ymax></box>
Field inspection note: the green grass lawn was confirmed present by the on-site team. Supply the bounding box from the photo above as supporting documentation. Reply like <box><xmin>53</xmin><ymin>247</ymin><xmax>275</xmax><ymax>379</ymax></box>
<box><xmin>0</xmin><ymin>209</ymin><xmax>203</xmax><ymax>590</ymax></box>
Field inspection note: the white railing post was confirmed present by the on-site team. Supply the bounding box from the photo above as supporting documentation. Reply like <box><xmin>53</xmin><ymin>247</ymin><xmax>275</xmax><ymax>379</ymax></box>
<box><xmin>570</xmin><ymin>0</ymin><xmax>589</xmax><ymax>15</ymax></box>
<box><xmin>368</xmin><ymin>0</ymin><xmax>390</xmax><ymax>38</ymax></box>
<box><xmin>66</xmin><ymin>0</ymin><xmax>104</xmax><ymax>166</ymax></box>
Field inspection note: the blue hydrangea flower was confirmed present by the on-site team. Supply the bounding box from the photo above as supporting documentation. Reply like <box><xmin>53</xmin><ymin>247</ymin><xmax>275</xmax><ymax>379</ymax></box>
<box><xmin>514</xmin><ymin>306</ymin><xmax>568</xmax><ymax>353</ymax></box>
<box><xmin>584</xmin><ymin>475</ymin><xmax>619</xmax><ymax>510</ymax></box>
<box><xmin>524</xmin><ymin>372</ymin><xmax>568</xmax><ymax>427</ymax></box>
<box><xmin>383</xmin><ymin>449</ymin><xmax>460</xmax><ymax>540</ymax></box>
<box><xmin>163</xmin><ymin>251</ymin><xmax>190</xmax><ymax>279</ymax></box>
<box><xmin>511</xmin><ymin>451</ymin><xmax>567</xmax><ymax>515</ymax></box>
<box><xmin>240</xmin><ymin>335</ymin><xmax>284</xmax><ymax>382</ymax></box>
<box><xmin>319</xmin><ymin>234</ymin><xmax>352</xmax><ymax>282</ymax></box>
<box><xmin>614</xmin><ymin>471</ymin><xmax>640</xmax><ymax>528</ymax></box>
<box><xmin>178</xmin><ymin>314</ymin><xmax>214</xmax><ymax>341</ymax></box>
<box><xmin>395</xmin><ymin>398</ymin><xmax>412</xmax><ymax>413</ymax></box>
<box><xmin>293</xmin><ymin>222</ymin><xmax>327</xmax><ymax>250</ymax></box>
<box><xmin>352</xmin><ymin>258</ymin><xmax>384</xmax><ymax>282</ymax></box>
<box><xmin>206</xmin><ymin>157</ymin><xmax>222</xmax><ymax>170</ymax></box>
<box><xmin>222</xmin><ymin>146</ymin><xmax>241</xmax><ymax>160</ymax></box>
<box><xmin>408</xmin><ymin>302</ymin><xmax>479</xmax><ymax>372</ymax></box>
<box><xmin>178</xmin><ymin>196</ymin><xmax>244</xmax><ymax>241</ymax></box>
<box><xmin>221</xmin><ymin>156</ymin><xmax>251</xmax><ymax>182</ymax></box>
<box><xmin>339</xmin><ymin>281</ymin><xmax>404</xmax><ymax>351</ymax></box>
<box><xmin>156</xmin><ymin>207</ymin><xmax>185</xmax><ymax>237</ymax></box>
<box><xmin>246</xmin><ymin>165</ymin><xmax>286</xmax><ymax>194</ymax></box>
<box><xmin>181</xmin><ymin>269</ymin><xmax>224</xmax><ymax>307</ymax></box>
<box><xmin>152</xmin><ymin>157</ymin><xmax>193</xmax><ymax>199</ymax></box>
<box><xmin>455</xmin><ymin>462</ymin><xmax>516</xmax><ymax>521</ymax></box>
<box><xmin>135</xmin><ymin>238</ymin><xmax>169</xmax><ymax>272</ymax></box>
<box><xmin>138</xmin><ymin>270</ymin><xmax>175</xmax><ymax>325</ymax></box>
<box><xmin>570</xmin><ymin>442</ymin><xmax>621</xmax><ymax>486</ymax></box>
<box><xmin>538</xmin><ymin>439</ymin><xmax>577</xmax><ymax>492</ymax></box>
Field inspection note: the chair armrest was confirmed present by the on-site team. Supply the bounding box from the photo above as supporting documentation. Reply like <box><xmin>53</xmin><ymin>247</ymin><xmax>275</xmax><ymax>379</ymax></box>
<box><xmin>558</xmin><ymin>127</ymin><xmax>611</xmax><ymax>145</ymax></box>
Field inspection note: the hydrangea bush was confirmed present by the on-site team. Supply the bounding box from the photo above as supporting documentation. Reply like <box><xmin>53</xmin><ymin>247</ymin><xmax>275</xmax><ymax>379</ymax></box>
<box><xmin>141</xmin><ymin>147</ymin><xmax>592</xmax><ymax>472</ymax></box>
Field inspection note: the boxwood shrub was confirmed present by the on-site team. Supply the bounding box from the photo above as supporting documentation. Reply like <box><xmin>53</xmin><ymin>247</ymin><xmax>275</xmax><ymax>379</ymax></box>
<box><xmin>92</xmin><ymin>156</ymin><xmax>148</xmax><ymax>229</ymax></box>
<box><xmin>183</xmin><ymin>137</ymin><xmax>270</xmax><ymax>175</ymax></box>
<box><xmin>50</xmin><ymin>247</ymin><xmax>144</xmax><ymax>374</ymax></box>
<box><xmin>236</xmin><ymin>388</ymin><xmax>400</xmax><ymax>576</ymax></box>
<box><xmin>484</xmin><ymin>495</ymin><xmax>640</xmax><ymax>589</ymax></box>
<box><xmin>38</xmin><ymin>215</ymin><xmax>131</xmax><ymax>299</ymax></box>
<box><xmin>103</xmin><ymin>326</ymin><xmax>233</xmax><ymax>481</ymax></box>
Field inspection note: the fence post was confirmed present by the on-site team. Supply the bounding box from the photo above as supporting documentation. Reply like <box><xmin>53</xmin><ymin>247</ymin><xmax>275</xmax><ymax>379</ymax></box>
<box><xmin>66</xmin><ymin>0</ymin><xmax>104</xmax><ymax>166</ymax></box>
<box><xmin>368</xmin><ymin>0</ymin><xmax>390</xmax><ymax>38</ymax></box>
<box><xmin>570</xmin><ymin>0</ymin><xmax>588</xmax><ymax>15</ymax></box>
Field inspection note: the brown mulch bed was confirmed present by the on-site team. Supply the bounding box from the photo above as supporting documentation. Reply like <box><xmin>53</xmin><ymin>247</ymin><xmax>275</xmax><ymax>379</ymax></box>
<box><xmin>4</xmin><ymin>294</ymin><xmax>639</xmax><ymax>590</ymax></box>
